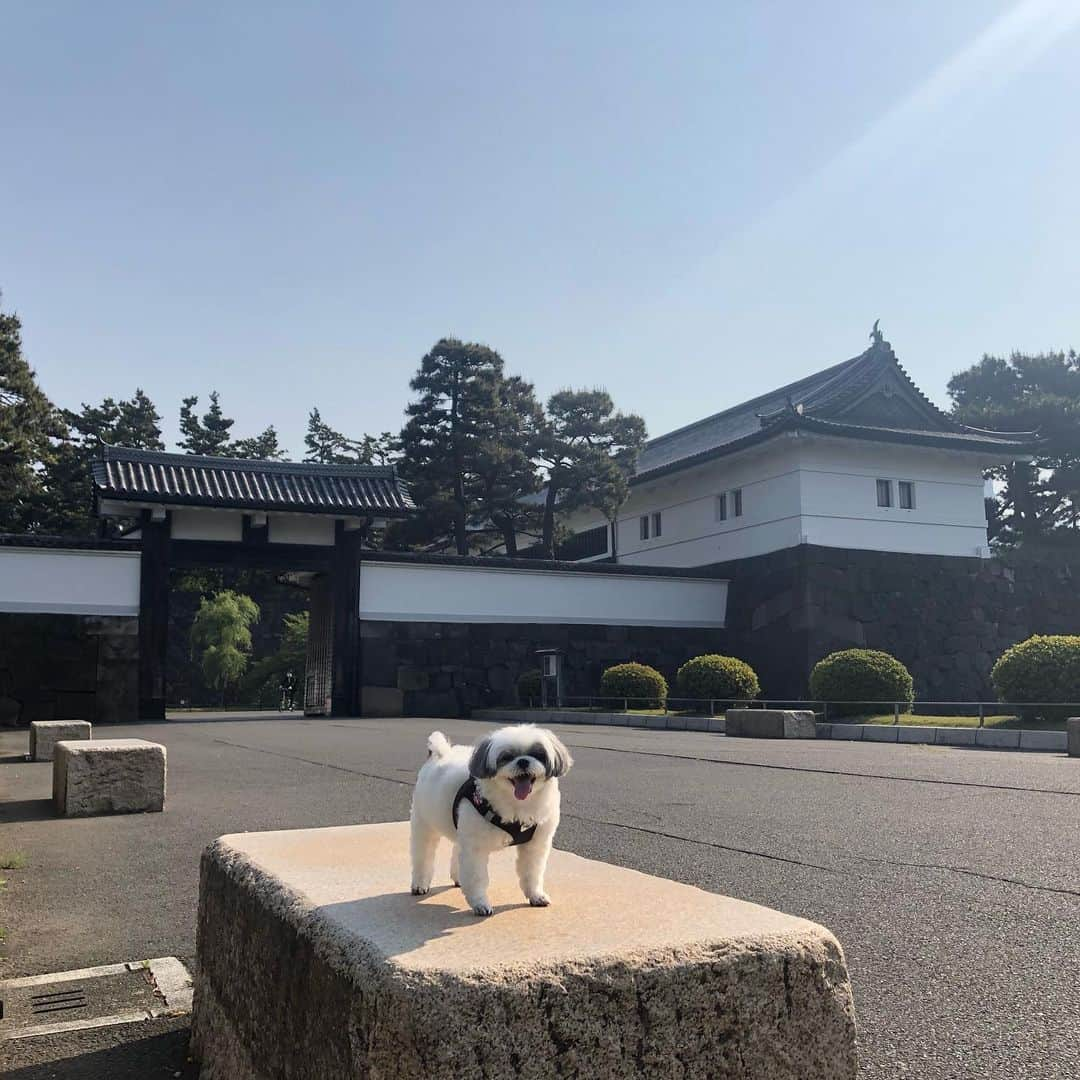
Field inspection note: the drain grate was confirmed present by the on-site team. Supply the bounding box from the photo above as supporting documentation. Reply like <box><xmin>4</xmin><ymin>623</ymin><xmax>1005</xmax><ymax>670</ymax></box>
<box><xmin>0</xmin><ymin>957</ymin><xmax>192</xmax><ymax>1040</ymax></box>
<box><xmin>30</xmin><ymin>986</ymin><xmax>91</xmax><ymax>1015</ymax></box>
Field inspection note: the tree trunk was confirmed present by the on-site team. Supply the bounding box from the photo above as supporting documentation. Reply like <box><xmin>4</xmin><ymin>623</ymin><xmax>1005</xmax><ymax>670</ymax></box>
<box><xmin>499</xmin><ymin>518</ymin><xmax>518</xmax><ymax>556</ymax></box>
<box><xmin>450</xmin><ymin>371</ymin><xmax>468</xmax><ymax>555</ymax></box>
<box><xmin>541</xmin><ymin>482</ymin><xmax>560</xmax><ymax>557</ymax></box>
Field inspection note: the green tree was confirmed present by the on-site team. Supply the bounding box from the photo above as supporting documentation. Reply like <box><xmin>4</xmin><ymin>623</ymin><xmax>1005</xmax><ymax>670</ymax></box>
<box><xmin>190</xmin><ymin>590</ymin><xmax>260</xmax><ymax>702</ymax></box>
<box><xmin>536</xmin><ymin>388</ymin><xmax>646</xmax><ymax>557</ymax></box>
<box><xmin>304</xmin><ymin>408</ymin><xmax>397</xmax><ymax>466</ymax></box>
<box><xmin>948</xmin><ymin>351</ymin><xmax>1080</xmax><ymax>545</ymax></box>
<box><xmin>179</xmin><ymin>391</ymin><xmax>235</xmax><ymax>455</ymax></box>
<box><xmin>473</xmin><ymin>374</ymin><xmax>544</xmax><ymax>555</ymax></box>
<box><xmin>40</xmin><ymin>389</ymin><xmax>164</xmax><ymax>535</ymax></box>
<box><xmin>243</xmin><ymin>610</ymin><xmax>309</xmax><ymax>707</ymax></box>
<box><xmin>398</xmin><ymin>338</ymin><xmax>505</xmax><ymax>555</ymax></box>
<box><xmin>0</xmin><ymin>300</ymin><xmax>62</xmax><ymax>533</ymax></box>
<box><xmin>232</xmin><ymin>424</ymin><xmax>286</xmax><ymax>460</ymax></box>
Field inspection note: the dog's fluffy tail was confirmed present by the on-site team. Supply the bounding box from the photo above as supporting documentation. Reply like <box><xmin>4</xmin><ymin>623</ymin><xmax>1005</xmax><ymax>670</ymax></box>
<box><xmin>426</xmin><ymin>731</ymin><xmax>452</xmax><ymax>760</ymax></box>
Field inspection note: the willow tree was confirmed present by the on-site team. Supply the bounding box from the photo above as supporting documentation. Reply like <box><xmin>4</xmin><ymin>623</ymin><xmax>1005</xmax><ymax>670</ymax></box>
<box><xmin>190</xmin><ymin>591</ymin><xmax>260</xmax><ymax>703</ymax></box>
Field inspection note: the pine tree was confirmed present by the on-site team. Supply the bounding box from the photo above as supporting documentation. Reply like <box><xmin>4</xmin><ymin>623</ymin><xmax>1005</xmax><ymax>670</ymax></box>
<box><xmin>949</xmin><ymin>350</ymin><xmax>1080</xmax><ymax>545</ymax></box>
<box><xmin>0</xmin><ymin>301</ymin><xmax>63</xmax><ymax>533</ymax></box>
<box><xmin>179</xmin><ymin>391</ymin><xmax>235</xmax><ymax>455</ymax></box>
<box><xmin>537</xmin><ymin>389</ymin><xmax>646</xmax><ymax>557</ymax></box>
<box><xmin>304</xmin><ymin>408</ymin><xmax>397</xmax><ymax>466</ymax></box>
<box><xmin>398</xmin><ymin>338</ymin><xmax>505</xmax><ymax>554</ymax></box>
<box><xmin>232</xmin><ymin>425</ymin><xmax>286</xmax><ymax>460</ymax></box>
<box><xmin>473</xmin><ymin>374</ymin><xmax>544</xmax><ymax>555</ymax></box>
<box><xmin>40</xmin><ymin>389</ymin><xmax>164</xmax><ymax>534</ymax></box>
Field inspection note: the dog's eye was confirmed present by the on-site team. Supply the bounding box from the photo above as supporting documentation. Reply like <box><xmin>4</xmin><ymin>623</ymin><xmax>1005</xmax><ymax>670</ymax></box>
<box><xmin>529</xmin><ymin>744</ymin><xmax>547</xmax><ymax>764</ymax></box>
<box><xmin>496</xmin><ymin>751</ymin><xmax>514</xmax><ymax>767</ymax></box>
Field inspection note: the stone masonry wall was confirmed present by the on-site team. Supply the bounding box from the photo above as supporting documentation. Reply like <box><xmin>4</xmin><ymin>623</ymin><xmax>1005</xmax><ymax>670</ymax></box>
<box><xmin>360</xmin><ymin>621</ymin><xmax>729</xmax><ymax>716</ymax></box>
<box><xmin>0</xmin><ymin>613</ymin><xmax>139</xmax><ymax>726</ymax></box>
<box><xmin>714</xmin><ymin>544</ymin><xmax>1080</xmax><ymax>701</ymax></box>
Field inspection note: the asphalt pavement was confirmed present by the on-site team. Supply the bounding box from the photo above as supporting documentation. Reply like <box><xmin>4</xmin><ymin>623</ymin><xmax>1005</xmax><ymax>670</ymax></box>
<box><xmin>2</xmin><ymin>713</ymin><xmax>1079</xmax><ymax>1079</ymax></box>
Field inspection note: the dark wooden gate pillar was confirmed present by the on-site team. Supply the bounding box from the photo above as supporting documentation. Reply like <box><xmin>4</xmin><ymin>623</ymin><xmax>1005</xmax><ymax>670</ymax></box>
<box><xmin>330</xmin><ymin>524</ymin><xmax>363</xmax><ymax>716</ymax></box>
<box><xmin>138</xmin><ymin>512</ymin><xmax>171</xmax><ymax>720</ymax></box>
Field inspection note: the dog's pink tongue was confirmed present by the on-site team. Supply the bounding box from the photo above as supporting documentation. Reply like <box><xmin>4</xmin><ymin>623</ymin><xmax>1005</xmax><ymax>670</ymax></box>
<box><xmin>512</xmin><ymin>776</ymin><xmax>533</xmax><ymax>801</ymax></box>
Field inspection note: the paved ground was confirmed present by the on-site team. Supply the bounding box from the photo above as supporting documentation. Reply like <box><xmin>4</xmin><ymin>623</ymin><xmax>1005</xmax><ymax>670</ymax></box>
<box><xmin>2</xmin><ymin>714</ymin><xmax>1079</xmax><ymax>1079</ymax></box>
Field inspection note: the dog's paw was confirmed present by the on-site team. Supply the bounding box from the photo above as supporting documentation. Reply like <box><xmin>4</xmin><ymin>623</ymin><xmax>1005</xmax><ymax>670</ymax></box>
<box><xmin>471</xmin><ymin>902</ymin><xmax>494</xmax><ymax>917</ymax></box>
<box><xmin>411</xmin><ymin>885</ymin><xmax>429</xmax><ymax>896</ymax></box>
<box><xmin>528</xmin><ymin>892</ymin><xmax>551</xmax><ymax>907</ymax></box>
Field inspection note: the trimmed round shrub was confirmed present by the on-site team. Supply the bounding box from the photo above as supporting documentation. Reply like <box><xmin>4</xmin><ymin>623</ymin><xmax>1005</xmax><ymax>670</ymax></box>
<box><xmin>991</xmin><ymin>635</ymin><xmax>1080</xmax><ymax>721</ymax></box>
<box><xmin>808</xmin><ymin>649</ymin><xmax>913</xmax><ymax>717</ymax></box>
<box><xmin>599</xmin><ymin>662</ymin><xmax>669</xmax><ymax>708</ymax></box>
<box><xmin>517</xmin><ymin>669</ymin><xmax>542</xmax><ymax>704</ymax></box>
<box><xmin>675</xmin><ymin>654</ymin><xmax>760</xmax><ymax>702</ymax></box>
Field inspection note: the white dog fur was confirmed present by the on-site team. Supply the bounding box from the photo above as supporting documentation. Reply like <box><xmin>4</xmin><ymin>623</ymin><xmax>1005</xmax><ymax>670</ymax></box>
<box><xmin>410</xmin><ymin>724</ymin><xmax>573</xmax><ymax>916</ymax></box>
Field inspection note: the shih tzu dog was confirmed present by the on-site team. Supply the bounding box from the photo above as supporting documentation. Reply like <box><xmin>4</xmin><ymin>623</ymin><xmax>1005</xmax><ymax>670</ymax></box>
<box><xmin>410</xmin><ymin>724</ymin><xmax>573</xmax><ymax>916</ymax></box>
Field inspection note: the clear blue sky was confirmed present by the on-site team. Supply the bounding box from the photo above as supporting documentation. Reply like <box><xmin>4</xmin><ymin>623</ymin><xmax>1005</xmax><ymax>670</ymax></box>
<box><xmin>3</xmin><ymin>2</ymin><xmax>1079</xmax><ymax>456</ymax></box>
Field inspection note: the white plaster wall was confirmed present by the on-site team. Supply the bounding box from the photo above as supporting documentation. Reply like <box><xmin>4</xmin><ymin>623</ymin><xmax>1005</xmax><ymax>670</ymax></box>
<box><xmin>796</xmin><ymin>438</ymin><xmax>991</xmax><ymax>557</ymax></box>
<box><xmin>268</xmin><ymin>515</ymin><xmax>336</xmax><ymax>546</ymax></box>
<box><xmin>170</xmin><ymin>509</ymin><xmax>244</xmax><ymax>542</ymax></box>
<box><xmin>0</xmin><ymin>548</ymin><xmax>141</xmax><ymax>616</ymax></box>
<box><xmin>358</xmin><ymin>561</ymin><xmax>728</xmax><ymax>627</ymax></box>
<box><xmin>560</xmin><ymin>433</ymin><xmax>994</xmax><ymax>566</ymax></box>
<box><xmin>564</xmin><ymin>439</ymin><xmax>804</xmax><ymax>567</ymax></box>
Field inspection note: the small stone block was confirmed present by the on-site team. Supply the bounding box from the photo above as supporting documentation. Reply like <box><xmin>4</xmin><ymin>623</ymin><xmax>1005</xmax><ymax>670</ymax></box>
<box><xmin>190</xmin><ymin>822</ymin><xmax>857</xmax><ymax>1079</ymax></box>
<box><xmin>863</xmin><ymin>725</ymin><xmax>899</xmax><ymax>743</ymax></box>
<box><xmin>683</xmin><ymin>716</ymin><xmax>711</xmax><ymax>732</ymax></box>
<box><xmin>1069</xmin><ymin>718</ymin><xmax>1080</xmax><ymax>758</ymax></box>
<box><xmin>643</xmin><ymin>714</ymin><xmax>669</xmax><ymax>729</ymax></box>
<box><xmin>30</xmin><ymin>720</ymin><xmax>91</xmax><ymax>761</ymax></box>
<box><xmin>974</xmin><ymin>728</ymin><xmax>1021</xmax><ymax>750</ymax></box>
<box><xmin>52</xmin><ymin>738</ymin><xmax>166</xmax><ymax>817</ymax></box>
<box><xmin>726</xmin><ymin>709</ymin><xmax>817</xmax><ymax>739</ymax></box>
<box><xmin>897</xmin><ymin>726</ymin><xmax>936</xmax><ymax>744</ymax></box>
<box><xmin>707</xmin><ymin>715</ymin><xmax>727</xmax><ymax>733</ymax></box>
<box><xmin>1018</xmin><ymin>729</ymin><xmax>1067</xmax><ymax>752</ymax></box>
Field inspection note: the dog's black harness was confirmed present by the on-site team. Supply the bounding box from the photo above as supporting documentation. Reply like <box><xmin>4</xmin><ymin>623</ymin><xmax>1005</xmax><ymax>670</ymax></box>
<box><xmin>452</xmin><ymin>777</ymin><xmax>537</xmax><ymax>847</ymax></box>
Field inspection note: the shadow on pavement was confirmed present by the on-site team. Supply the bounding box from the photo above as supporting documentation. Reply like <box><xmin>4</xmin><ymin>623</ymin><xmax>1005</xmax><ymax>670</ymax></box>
<box><xmin>3</xmin><ymin>1025</ymin><xmax>197</xmax><ymax>1080</ymax></box>
<box><xmin>0</xmin><ymin>797</ymin><xmax>53</xmax><ymax>824</ymax></box>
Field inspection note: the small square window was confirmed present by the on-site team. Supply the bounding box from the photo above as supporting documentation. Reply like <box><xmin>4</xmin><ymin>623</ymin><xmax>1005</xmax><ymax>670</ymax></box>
<box><xmin>715</xmin><ymin>493</ymin><xmax>727</xmax><ymax>521</ymax></box>
<box><xmin>651</xmin><ymin>511</ymin><xmax>662</xmax><ymax>538</ymax></box>
<box><xmin>876</xmin><ymin>479</ymin><xmax>892</xmax><ymax>508</ymax></box>
<box><xmin>732</xmin><ymin>488</ymin><xmax>743</xmax><ymax>517</ymax></box>
<box><xmin>898</xmin><ymin>481</ymin><xmax>915</xmax><ymax>510</ymax></box>
<box><xmin>639</xmin><ymin>515</ymin><xmax>650</xmax><ymax>541</ymax></box>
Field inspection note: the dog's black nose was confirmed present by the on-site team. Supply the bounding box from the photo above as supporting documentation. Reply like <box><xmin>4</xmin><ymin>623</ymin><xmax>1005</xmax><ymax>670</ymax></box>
<box><xmin>516</xmin><ymin>757</ymin><xmax>530</xmax><ymax>769</ymax></box>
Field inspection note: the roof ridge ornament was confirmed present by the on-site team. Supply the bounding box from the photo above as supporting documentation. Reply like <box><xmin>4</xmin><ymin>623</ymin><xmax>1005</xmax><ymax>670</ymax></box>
<box><xmin>870</xmin><ymin>319</ymin><xmax>884</xmax><ymax>347</ymax></box>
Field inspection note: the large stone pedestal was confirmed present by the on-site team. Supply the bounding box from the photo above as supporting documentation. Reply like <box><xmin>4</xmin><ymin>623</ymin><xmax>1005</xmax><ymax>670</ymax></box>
<box><xmin>190</xmin><ymin>821</ymin><xmax>856</xmax><ymax>1079</ymax></box>
<box><xmin>52</xmin><ymin>738</ymin><xmax>166</xmax><ymax>816</ymax></box>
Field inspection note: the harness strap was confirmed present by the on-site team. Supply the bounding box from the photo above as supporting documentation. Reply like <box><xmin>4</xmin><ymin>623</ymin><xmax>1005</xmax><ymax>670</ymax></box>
<box><xmin>453</xmin><ymin>777</ymin><xmax>537</xmax><ymax>847</ymax></box>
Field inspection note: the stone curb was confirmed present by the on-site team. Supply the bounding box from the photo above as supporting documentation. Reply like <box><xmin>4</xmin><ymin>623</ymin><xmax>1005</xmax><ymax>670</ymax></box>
<box><xmin>471</xmin><ymin>710</ymin><xmax>1070</xmax><ymax>754</ymax></box>
<box><xmin>471</xmin><ymin>708</ymin><xmax>724</xmax><ymax>734</ymax></box>
<box><xmin>817</xmin><ymin>723</ymin><xmax>1067</xmax><ymax>753</ymax></box>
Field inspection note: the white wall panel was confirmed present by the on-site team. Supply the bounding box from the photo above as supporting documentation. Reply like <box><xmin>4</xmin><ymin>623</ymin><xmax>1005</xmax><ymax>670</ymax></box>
<box><xmin>170</xmin><ymin>509</ymin><xmax>244</xmax><ymax>542</ymax></box>
<box><xmin>269</xmin><ymin>515</ymin><xmax>336</xmax><ymax>546</ymax></box>
<box><xmin>358</xmin><ymin>561</ymin><xmax>728</xmax><ymax>627</ymax></box>
<box><xmin>0</xmin><ymin>548</ymin><xmax>141</xmax><ymax>616</ymax></box>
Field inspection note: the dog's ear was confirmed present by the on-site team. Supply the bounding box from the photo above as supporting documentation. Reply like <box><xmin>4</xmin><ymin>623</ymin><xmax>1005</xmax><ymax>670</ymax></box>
<box><xmin>545</xmin><ymin>732</ymin><xmax>573</xmax><ymax>778</ymax></box>
<box><xmin>468</xmin><ymin>737</ymin><xmax>496</xmax><ymax>779</ymax></box>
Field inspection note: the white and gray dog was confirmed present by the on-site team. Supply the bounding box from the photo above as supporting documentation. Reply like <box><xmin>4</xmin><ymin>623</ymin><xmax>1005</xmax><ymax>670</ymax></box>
<box><xmin>410</xmin><ymin>724</ymin><xmax>573</xmax><ymax>916</ymax></box>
